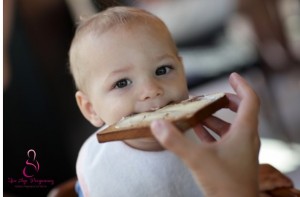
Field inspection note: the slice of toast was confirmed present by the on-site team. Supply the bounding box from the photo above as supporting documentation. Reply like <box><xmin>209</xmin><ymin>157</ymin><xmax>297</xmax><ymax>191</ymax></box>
<box><xmin>97</xmin><ymin>93</ymin><xmax>229</xmax><ymax>143</ymax></box>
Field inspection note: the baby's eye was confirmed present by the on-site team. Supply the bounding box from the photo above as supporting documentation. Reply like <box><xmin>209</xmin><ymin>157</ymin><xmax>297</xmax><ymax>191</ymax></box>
<box><xmin>155</xmin><ymin>65</ymin><xmax>173</xmax><ymax>76</ymax></box>
<box><xmin>114</xmin><ymin>79</ymin><xmax>132</xmax><ymax>89</ymax></box>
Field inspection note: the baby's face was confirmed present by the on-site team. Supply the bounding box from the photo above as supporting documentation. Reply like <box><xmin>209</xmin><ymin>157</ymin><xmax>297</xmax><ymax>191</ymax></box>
<box><xmin>77</xmin><ymin>23</ymin><xmax>189</xmax><ymax>150</ymax></box>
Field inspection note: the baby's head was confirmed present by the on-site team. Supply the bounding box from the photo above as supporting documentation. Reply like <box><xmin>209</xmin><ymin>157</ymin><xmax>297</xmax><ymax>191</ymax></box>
<box><xmin>69</xmin><ymin>6</ymin><xmax>189</xmax><ymax>150</ymax></box>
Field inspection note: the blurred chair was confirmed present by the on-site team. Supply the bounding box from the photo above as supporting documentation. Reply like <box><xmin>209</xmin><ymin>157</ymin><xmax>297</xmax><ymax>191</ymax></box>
<box><xmin>47</xmin><ymin>178</ymin><xmax>78</xmax><ymax>197</ymax></box>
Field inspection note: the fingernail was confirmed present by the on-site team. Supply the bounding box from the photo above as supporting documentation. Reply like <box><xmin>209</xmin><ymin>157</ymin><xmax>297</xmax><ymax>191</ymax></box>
<box><xmin>230</xmin><ymin>72</ymin><xmax>238</xmax><ymax>79</ymax></box>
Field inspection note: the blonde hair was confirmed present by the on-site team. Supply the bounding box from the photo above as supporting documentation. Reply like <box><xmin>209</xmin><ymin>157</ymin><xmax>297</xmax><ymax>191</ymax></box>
<box><xmin>69</xmin><ymin>6</ymin><xmax>171</xmax><ymax>91</ymax></box>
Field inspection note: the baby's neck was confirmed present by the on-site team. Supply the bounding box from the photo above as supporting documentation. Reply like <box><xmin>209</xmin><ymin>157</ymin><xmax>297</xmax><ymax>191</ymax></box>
<box><xmin>124</xmin><ymin>138</ymin><xmax>164</xmax><ymax>151</ymax></box>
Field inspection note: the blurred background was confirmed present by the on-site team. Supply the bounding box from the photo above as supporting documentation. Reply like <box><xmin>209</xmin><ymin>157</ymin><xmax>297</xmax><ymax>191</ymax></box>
<box><xmin>3</xmin><ymin>0</ymin><xmax>300</xmax><ymax>196</ymax></box>
<box><xmin>3</xmin><ymin>0</ymin><xmax>94</xmax><ymax>196</ymax></box>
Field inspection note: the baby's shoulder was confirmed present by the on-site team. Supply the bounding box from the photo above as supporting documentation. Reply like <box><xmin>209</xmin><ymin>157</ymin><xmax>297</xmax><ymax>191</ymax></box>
<box><xmin>77</xmin><ymin>132</ymin><xmax>108</xmax><ymax>161</ymax></box>
<box><xmin>76</xmin><ymin>132</ymin><xmax>125</xmax><ymax>164</ymax></box>
<box><xmin>80</xmin><ymin>132</ymin><xmax>101</xmax><ymax>153</ymax></box>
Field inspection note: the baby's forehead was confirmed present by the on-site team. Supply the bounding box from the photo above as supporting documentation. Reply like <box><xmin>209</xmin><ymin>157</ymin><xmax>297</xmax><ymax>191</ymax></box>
<box><xmin>73</xmin><ymin>18</ymin><xmax>173</xmax><ymax>61</ymax></box>
<box><xmin>81</xmin><ymin>19</ymin><xmax>166</xmax><ymax>42</ymax></box>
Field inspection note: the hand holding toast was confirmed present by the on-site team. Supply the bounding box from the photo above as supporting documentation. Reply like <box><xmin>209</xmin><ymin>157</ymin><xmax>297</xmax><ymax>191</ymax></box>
<box><xmin>151</xmin><ymin>72</ymin><xmax>261</xmax><ymax>197</ymax></box>
<box><xmin>151</xmin><ymin>73</ymin><xmax>300</xmax><ymax>197</ymax></box>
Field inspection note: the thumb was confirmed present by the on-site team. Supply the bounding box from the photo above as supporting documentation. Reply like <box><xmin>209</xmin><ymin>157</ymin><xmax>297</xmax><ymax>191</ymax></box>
<box><xmin>150</xmin><ymin>120</ymin><xmax>195</xmax><ymax>159</ymax></box>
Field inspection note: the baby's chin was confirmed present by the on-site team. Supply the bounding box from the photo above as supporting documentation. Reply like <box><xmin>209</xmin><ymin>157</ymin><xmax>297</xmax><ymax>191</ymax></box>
<box><xmin>124</xmin><ymin>137</ymin><xmax>165</xmax><ymax>151</ymax></box>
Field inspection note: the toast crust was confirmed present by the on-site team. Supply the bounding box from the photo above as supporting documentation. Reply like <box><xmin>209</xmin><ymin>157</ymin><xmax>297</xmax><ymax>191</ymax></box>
<box><xmin>97</xmin><ymin>93</ymin><xmax>229</xmax><ymax>143</ymax></box>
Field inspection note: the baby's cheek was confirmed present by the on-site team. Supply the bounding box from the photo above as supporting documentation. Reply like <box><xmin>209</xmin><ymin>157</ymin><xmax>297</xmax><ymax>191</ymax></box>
<box><xmin>107</xmin><ymin>105</ymin><xmax>131</xmax><ymax>125</ymax></box>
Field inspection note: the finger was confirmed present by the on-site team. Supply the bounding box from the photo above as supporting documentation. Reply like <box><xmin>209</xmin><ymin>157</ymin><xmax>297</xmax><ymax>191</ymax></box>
<box><xmin>193</xmin><ymin>124</ymin><xmax>216</xmax><ymax>142</ymax></box>
<box><xmin>150</xmin><ymin>119</ymin><xmax>196</xmax><ymax>159</ymax></box>
<box><xmin>227</xmin><ymin>73</ymin><xmax>261</xmax><ymax>153</ymax></box>
<box><xmin>225</xmin><ymin>93</ymin><xmax>240</xmax><ymax>112</ymax></box>
<box><xmin>229</xmin><ymin>73</ymin><xmax>260</xmax><ymax>123</ymax></box>
<box><xmin>202</xmin><ymin>116</ymin><xmax>230</xmax><ymax>137</ymax></box>
<box><xmin>228</xmin><ymin>73</ymin><xmax>260</xmax><ymax>133</ymax></box>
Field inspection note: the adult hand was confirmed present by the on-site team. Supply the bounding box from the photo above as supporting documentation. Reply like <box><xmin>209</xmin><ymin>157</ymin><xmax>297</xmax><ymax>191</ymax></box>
<box><xmin>151</xmin><ymin>72</ymin><xmax>260</xmax><ymax>197</ymax></box>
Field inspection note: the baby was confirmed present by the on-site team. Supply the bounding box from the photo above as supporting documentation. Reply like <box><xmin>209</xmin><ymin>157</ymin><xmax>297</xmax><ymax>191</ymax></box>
<box><xmin>69</xmin><ymin>6</ymin><xmax>293</xmax><ymax>197</ymax></box>
<box><xmin>69</xmin><ymin>6</ymin><xmax>201</xmax><ymax>197</ymax></box>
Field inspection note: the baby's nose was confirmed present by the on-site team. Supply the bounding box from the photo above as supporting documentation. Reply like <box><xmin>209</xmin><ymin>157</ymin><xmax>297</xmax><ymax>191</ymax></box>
<box><xmin>139</xmin><ymin>79</ymin><xmax>163</xmax><ymax>100</ymax></box>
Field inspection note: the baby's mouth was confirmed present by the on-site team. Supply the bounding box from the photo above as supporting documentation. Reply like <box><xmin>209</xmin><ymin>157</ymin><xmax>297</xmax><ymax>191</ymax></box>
<box><xmin>149</xmin><ymin>101</ymin><xmax>175</xmax><ymax>111</ymax></box>
<box><xmin>129</xmin><ymin>101</ymin><xmax>175</xmax><ymax>117</ymax></box>
<box><xmin>149</xmin><ymin>106</ymin><xmax>160</xmax><ymax>111</ymax></box>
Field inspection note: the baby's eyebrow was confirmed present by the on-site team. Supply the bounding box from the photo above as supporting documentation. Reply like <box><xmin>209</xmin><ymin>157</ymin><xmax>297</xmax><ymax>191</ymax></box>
<box><xmin>110</xmin><ymin>66</ymin><xmax>132</xmax><ymax>75</ymax></box>
<box><xmin>155</xmin><ymin>54</ymin><xmax>176</xmax><ymax>61</ymax></box>
<box><xmin>104</xmin><ymin>65</ymin><xmax>133</xmax><ymax>83</ymax></box>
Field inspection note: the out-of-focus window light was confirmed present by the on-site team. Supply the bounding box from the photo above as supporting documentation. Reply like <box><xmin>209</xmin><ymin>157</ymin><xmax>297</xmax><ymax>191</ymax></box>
<box><xmin>259</xmin><ymin>138</ymin><xmax>300</xmax><ymax>173</ymax></box>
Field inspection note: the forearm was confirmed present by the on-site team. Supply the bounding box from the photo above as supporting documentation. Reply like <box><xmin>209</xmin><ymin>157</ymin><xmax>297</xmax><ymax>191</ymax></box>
<box><xmin>199</xmin><ymin>180</ymin><xmax>259</xmax><ymax>197</ymax></box>
<box><xmin>193</xmin><ymin>172</ymin><xmax>259</xmax><ymax>197</ymax></box>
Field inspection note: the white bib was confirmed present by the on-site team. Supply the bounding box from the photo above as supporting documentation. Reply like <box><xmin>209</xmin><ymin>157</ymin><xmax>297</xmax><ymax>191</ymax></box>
<box><xmin>76</xmin><ymin>130</ymin><xmax>204</xmax><ymax>197</ymax></box>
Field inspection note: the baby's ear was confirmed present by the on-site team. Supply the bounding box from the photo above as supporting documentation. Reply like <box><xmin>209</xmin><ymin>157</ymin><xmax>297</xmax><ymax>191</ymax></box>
<box><xmin>75</xmin><ymin>91</ymin><xmax>104</xmax><ymax>127</ymax></box>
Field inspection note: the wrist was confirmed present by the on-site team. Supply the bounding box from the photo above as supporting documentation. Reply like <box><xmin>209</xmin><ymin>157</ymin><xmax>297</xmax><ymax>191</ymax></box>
<box><xmin>201</xmin><ymin>182</ymin><xmax>259</xmax><ymax>197</ymax></box>
<box><xmin>193</xmin><ymin>170</ymin><xmax>259</xmax><ymax>197</ymax></box>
